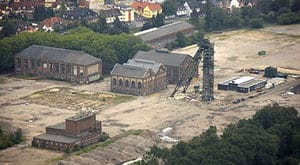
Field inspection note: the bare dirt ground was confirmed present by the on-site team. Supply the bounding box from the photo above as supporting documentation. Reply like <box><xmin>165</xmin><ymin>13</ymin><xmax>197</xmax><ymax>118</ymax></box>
<box><xmin>0</xmin><ymin>24</ymin><xmax>300</xmax><ymax>165</ymax></box>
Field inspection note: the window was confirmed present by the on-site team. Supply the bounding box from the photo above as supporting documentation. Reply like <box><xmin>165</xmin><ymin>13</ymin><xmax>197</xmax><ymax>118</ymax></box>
<box><xmin>80</xmin><ymin>66</ymin><xmax>84</xmax><ymax>76</ymax></box>
<box><xmin>43</xmin><ymin>63</ymin><xmax>47</xmax><ymax>68</ymax></box>
<box><xmin>30</xmin><ymin>59</ymin><xmax>35</xmax><ymax>69</ymax></box>
<box><xmin>61</xmin><ymin>64</ymin><xmax>65</xmax><ymax>74</ymax></box>
<box><xmin>54</xmin><ymin>63</ymin><xmax>59</xmax><ymax>73</ymax></box>
<box><xmin>37</xmin><ymin>60</ymin><xmax>41</xmax><ymax>67</ymax></box>
<box><xmin>131</xmin><ymin>81</ymin><xmax>135</xmax><ymax>88</ymax></box>
<box><xmin>73</xmin><ymin>66</ymin><xmax>77</xmax><ymax>75</ymax></box>
<box><xmin>49</xmin><ymin>64</ymin><xmax>53</xmax><ymax>72</ymax></box>
<box><xmin>138</xmin><ymin>82</ymin><xmax>142</xmax><ymax>89</ymax></box>
<box><xmin>113</xmin><ymin>78</ymin><xmax>116</xmax><ymax>85</ymax></box>
<box><xmin>66</xmin><ymin>64</ymin><xmax>71</xmax><ymax>74</ymax></box>
<box><xmin>17</xmin><ymin>58</ymin><xmax>21</xmax><ymax>68</ymax></box>
<box><xmin>24</xmin><ymin>59</ymin><xmax>28</xmax><ymax>68</ymax></box>
<box><xmin>119</xmin><ymin>79</ymin><xmax>123</xmax><ymax>87</ymax></box>
<box><xmin>125</xmin><ymin>80</ymin><xmax>129</xmax><ymax>87</ymax></box>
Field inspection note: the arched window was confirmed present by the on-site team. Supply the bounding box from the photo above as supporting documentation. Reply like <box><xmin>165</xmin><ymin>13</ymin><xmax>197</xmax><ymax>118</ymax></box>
<box><xmin>131</xmin><ymin>81</ymin><xmax>135</xmax><ymax>88</ymax></box>
<box><xmin>125</xmin><ymin>80</ymin><xmax>129</xmax><ymax>87</ymax></box>
<box><xmin>119</xmin><ymin>79</ymin><xmax>123</xmax><ymax>86</ymax></box>
<box><xmin>138</xmin><ymin>82</ymin><xmax>142</xmax><ymax>89</ymax></box>
<box><xmin>113</xmin><ymin>78</ymin><xmax>116</xmax><ymax>85</ymax></box>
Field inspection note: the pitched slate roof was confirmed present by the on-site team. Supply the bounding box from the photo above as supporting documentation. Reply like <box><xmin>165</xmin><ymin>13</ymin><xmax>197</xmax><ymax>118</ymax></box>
<box><xmin>133</xmin><ymin>50</ymin><xmax>190</xmax><ymax>67</ymax></box>
<box><xmin>126</xmin><ymin>58</ymin><xmax>162</xmax><ymax>74</ymax></box>
<box><xmin>63</xmin><ymin>7</ymin><xmax>98</xmax><ymax>20</ymax></box>
<box><xmin>134</xmin><ymin>21</ymin><xmax>194</xmax><ymax>43</ymax></box>
<box><xmin>16</xmin><ymin>45</ymin><xmax>101</xmax><ymax>65</ymax></box>
<box><xmin>110</xmin><ymin>63</ymin><xmax>149</xmax><ymax>78</ymax></box>
<box><xmin>34</xmin><ymin>133</ymin><xmax>79</xmax><ymax>143</ymax></box>
<box><xmin>99</xmin><ymin>8</ymin><xmax>121</xmax><ymax>17</ymax></box>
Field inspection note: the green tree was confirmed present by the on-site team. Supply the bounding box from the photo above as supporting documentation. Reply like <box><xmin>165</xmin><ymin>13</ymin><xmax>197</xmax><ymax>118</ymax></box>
<box><xmin>151</xmin><ymin>14</ymin><xmax>164</xmax><ymax>27</ymax></box>
<box><xmin>1</xmin><ymin>20</ymin><xmax>17</xmax><ymax>38</ymax></box>
<box><xmin>162</xmin><ymin>0</ymin><xmax>175</xmax><ymax>16</ymax></box>
<box><xmin>33</xmin><ymin>6</ymin><xmax>54</xmax><ymax>21</ymax></box>
<box><xmin>175</xmin><ymin>32</ymin><xmax>187</xmax><ymax>47</ymax></box>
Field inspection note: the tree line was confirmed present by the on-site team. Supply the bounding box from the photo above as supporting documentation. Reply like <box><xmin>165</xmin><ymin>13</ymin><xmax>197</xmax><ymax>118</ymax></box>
<box><xmin>0</xmin><ymin>128</ymin><xmax>24</xmax><ymax>149</ymax></box>
<box><xmin>135</xmin><ymin>104</ymin><xmax>300</xmax><ymax>165</ymax></box>
<box><xmin>0</xmin><ymin>27</ymin><xmax>149</xmax><ymax>73</ymax></box>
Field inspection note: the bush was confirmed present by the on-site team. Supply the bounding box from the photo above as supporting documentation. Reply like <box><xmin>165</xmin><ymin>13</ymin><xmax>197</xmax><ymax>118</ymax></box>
<box><xmin>98</xmin><ymin>132</ymin><xmax>110</xmax><ymax>142</ymax></box>
<box><xmin>0</xmin><ymin>128</ymin><xmax>24</xmax><ymax>150</ymax></box>
<box><xmin>249</xmin><ymin>18</ymin><xmax>264</xmax><ymax>28</ymax></box>
<box><xmin>277</xmin><ymin>12</ymin><xmax>300</xmax><ymax>25</ymax></box>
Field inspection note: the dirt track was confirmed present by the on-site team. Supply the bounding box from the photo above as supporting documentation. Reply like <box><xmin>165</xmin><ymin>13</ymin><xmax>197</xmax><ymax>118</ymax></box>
<box><xmin>0</xmin><ymin>24</ymin><xmax>299</xmax><ymax>165</ymax></box>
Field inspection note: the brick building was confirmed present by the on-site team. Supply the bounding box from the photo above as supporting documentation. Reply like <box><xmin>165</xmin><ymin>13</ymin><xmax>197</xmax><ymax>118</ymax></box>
<box><xmin>32</xmin><ymin>112</ymin><xmax>102</xmax><ymax>151</ymax></box>
<box><xmin>110</xmin><ymin>58</ymin><xmax>167</xmax><ymax>96</ymax></box>
<box><xmin>133</xmin><ymin>50</ymin><xmax>194</xmax><ymax>84</ymax></box>
<box><xmin>15</xmin><ymin>45</ymin><xmax>102</xmax><ymax>84</ymax></box>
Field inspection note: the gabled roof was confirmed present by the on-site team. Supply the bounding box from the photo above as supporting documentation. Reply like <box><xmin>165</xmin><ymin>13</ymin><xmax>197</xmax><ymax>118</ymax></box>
<box><xmin>110</xmin><ymin>63</ymin><xmax>150</xmax><ymax>78</ymax></box>
<box><xmin>16</xmin><ymin>45</ymin><xmax>101</xmax><ymax>65</ymax></box>
<box><xmin>63</xmin><ymin>7</ymin><xmax>98</xmax><ymax>19</ymax></box>
<box><xmin>133</xmin><ymin>50</ymin><xmax>190</xmax><ymax>67</ymax></box>
<box><xmin>186</xmin><ymin>0</ymin><xmax>201</xmax><ymax>10</ymax></box>
<box><xmin>126</xmin><ymin>58</ymin><xmax>164</xmax><ymax>74</ymax></box>
<box><xmin>99</xmin><ymin>8</ymin><xmax>121</xmax><ymax>17</ymax></box>
<box><xmin>41</xmin><ymin>17</ymin><xmax>62</xmax><ymax>28</ymax></box>
<box><xmin>131</xmin><ymin>2</ymin><xmax>161</xmax><ymax>11</ymax></box>
<box><xmin>134</xmin><ymin>21</ymin><xmax>194</xmax><ymax>43</ymax></box>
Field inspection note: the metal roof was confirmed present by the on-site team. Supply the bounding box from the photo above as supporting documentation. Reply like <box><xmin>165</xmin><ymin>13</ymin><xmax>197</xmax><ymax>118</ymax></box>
<box><xmin>232</xmin><ymin>76</ymin><xmax>254</xmax><ymax>85</ymax></box>
<box><xmin>134</xmin><ymin>21</ymin><xmax>194</xmax><ymax>42</ymax></box>
<box><xmin>16</xmin><ymin>45</ymin><xmax>101</xmax><ymax>65</ymax></box>
<box><xmin>133</xmin><ymin>50</ymin><xmax>190</xmax><ymax>67</ymax></box>
<box><xmin>33</xmin><ymin>133</ymin><xmax>79</xmax><ymax>143</ymax></box>
<box><xmin>238</xmin><ymin>79</ymin><xmax>266</xmax><ymax>88</ymax></box>
<box><xmin>219</xmin><ymin>76</ymin><xmax>240</xmax><ymax>85</ymax></box>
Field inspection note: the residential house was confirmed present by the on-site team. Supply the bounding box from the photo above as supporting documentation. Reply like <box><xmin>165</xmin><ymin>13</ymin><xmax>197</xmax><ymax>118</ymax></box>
<box><xmin>32</xmin><ymin>112</ymin><xmax>102</xmax><ymax>151</ymax></box>
<box><xmin>131</xmin><ymin>1</ymin><xmax>162</xmax><ymax>19</ymax></box>
<box><xmin>62</xmin><ymin>7</ymin><xmax>98</xmax><ymax>20</ymax></box>
<box><xmin>133</xmin><ymin>49</ymin><xmax>194</xmax><ymax>84</ymax></box>
<box><xmin>175</xmin><ymin>3</ymin><xmax>188</xmax><ymax>17</ymax></box>
<box><xmin>117</xmin><ymin>5</ymin><xmax>135</xmax><ymax>22</ymax></box>
<box><xmin>15</xmin><ymin>45</ymin><xmax>102</xmax><ymax>84</ymax></box>
<box><xmin>183</xmin><ymin>0</ymin><xmax>204</xmax><ymax>17</ymax></box>
<box><xmin>134</xmin><ymin>21</ymin><xmax>195</xmax><ymax>48</ymax></box>
<box><xmin>99</xmin><ymin>8</ymin><xmax>122</xmax><ymax>24</ymax></box>
<box><xmin>40</xmin><ymin>16</ymin><xmax>62</xmax><ymax>32</ymax></box>
<box><xmin>111</xmin><ymin>58</ymin><xmax>167</xmax><ymax>96</ymax></box>
<box><xmin>10</xmin><ymin>0</ymin><xmax>45</xmax><ymax>19</ymax></box>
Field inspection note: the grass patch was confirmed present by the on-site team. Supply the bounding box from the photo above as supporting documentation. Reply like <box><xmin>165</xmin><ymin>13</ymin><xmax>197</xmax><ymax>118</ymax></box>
<box><xmin>74</xmin><ymin>129</ymin><xmax>144</xmax><ymax>156</ymax></box>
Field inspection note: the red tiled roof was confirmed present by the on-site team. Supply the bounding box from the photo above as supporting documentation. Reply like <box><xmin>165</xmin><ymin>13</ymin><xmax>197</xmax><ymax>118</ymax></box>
<box><xmin>131</xmin><ymin>1</ymin><xmax>161</xmax><ymax>11</ymax></box>
<box><xmin>41</xmin><ymin>17</ymin><xmax>62</xmax><ymax>27</ymax></box>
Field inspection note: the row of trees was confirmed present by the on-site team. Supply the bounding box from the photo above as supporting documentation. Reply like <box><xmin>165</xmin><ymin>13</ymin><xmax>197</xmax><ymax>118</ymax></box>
<box><xmin>136</xmin><ymin>104</ymin><xmax>300</xmax><ymax>164</ymax></box>
<box><xmin>0</xmin><ymin>27</ymin><xmax>149</xmax><ymax>73</ymax></box>
<box><xmin>0</xmin><ymin>128</ymin><xmax>23</xmax><ymax>149</ymax></box>
<box><xmin>203</xmin><ymin>0</ymin><xmax>300</xmax><ymax>32</ymax></box>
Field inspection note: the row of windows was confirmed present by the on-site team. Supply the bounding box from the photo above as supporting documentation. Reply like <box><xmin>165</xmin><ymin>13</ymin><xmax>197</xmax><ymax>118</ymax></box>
<box><xmin>17</xmin><ymin>58</ymin><xmax>84</xmax><ymax>75</ymax></box>
<box><xmin>112</xmin><ymin>79</ymin><xmax>142</xmax><ymax>89</ymax></box>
